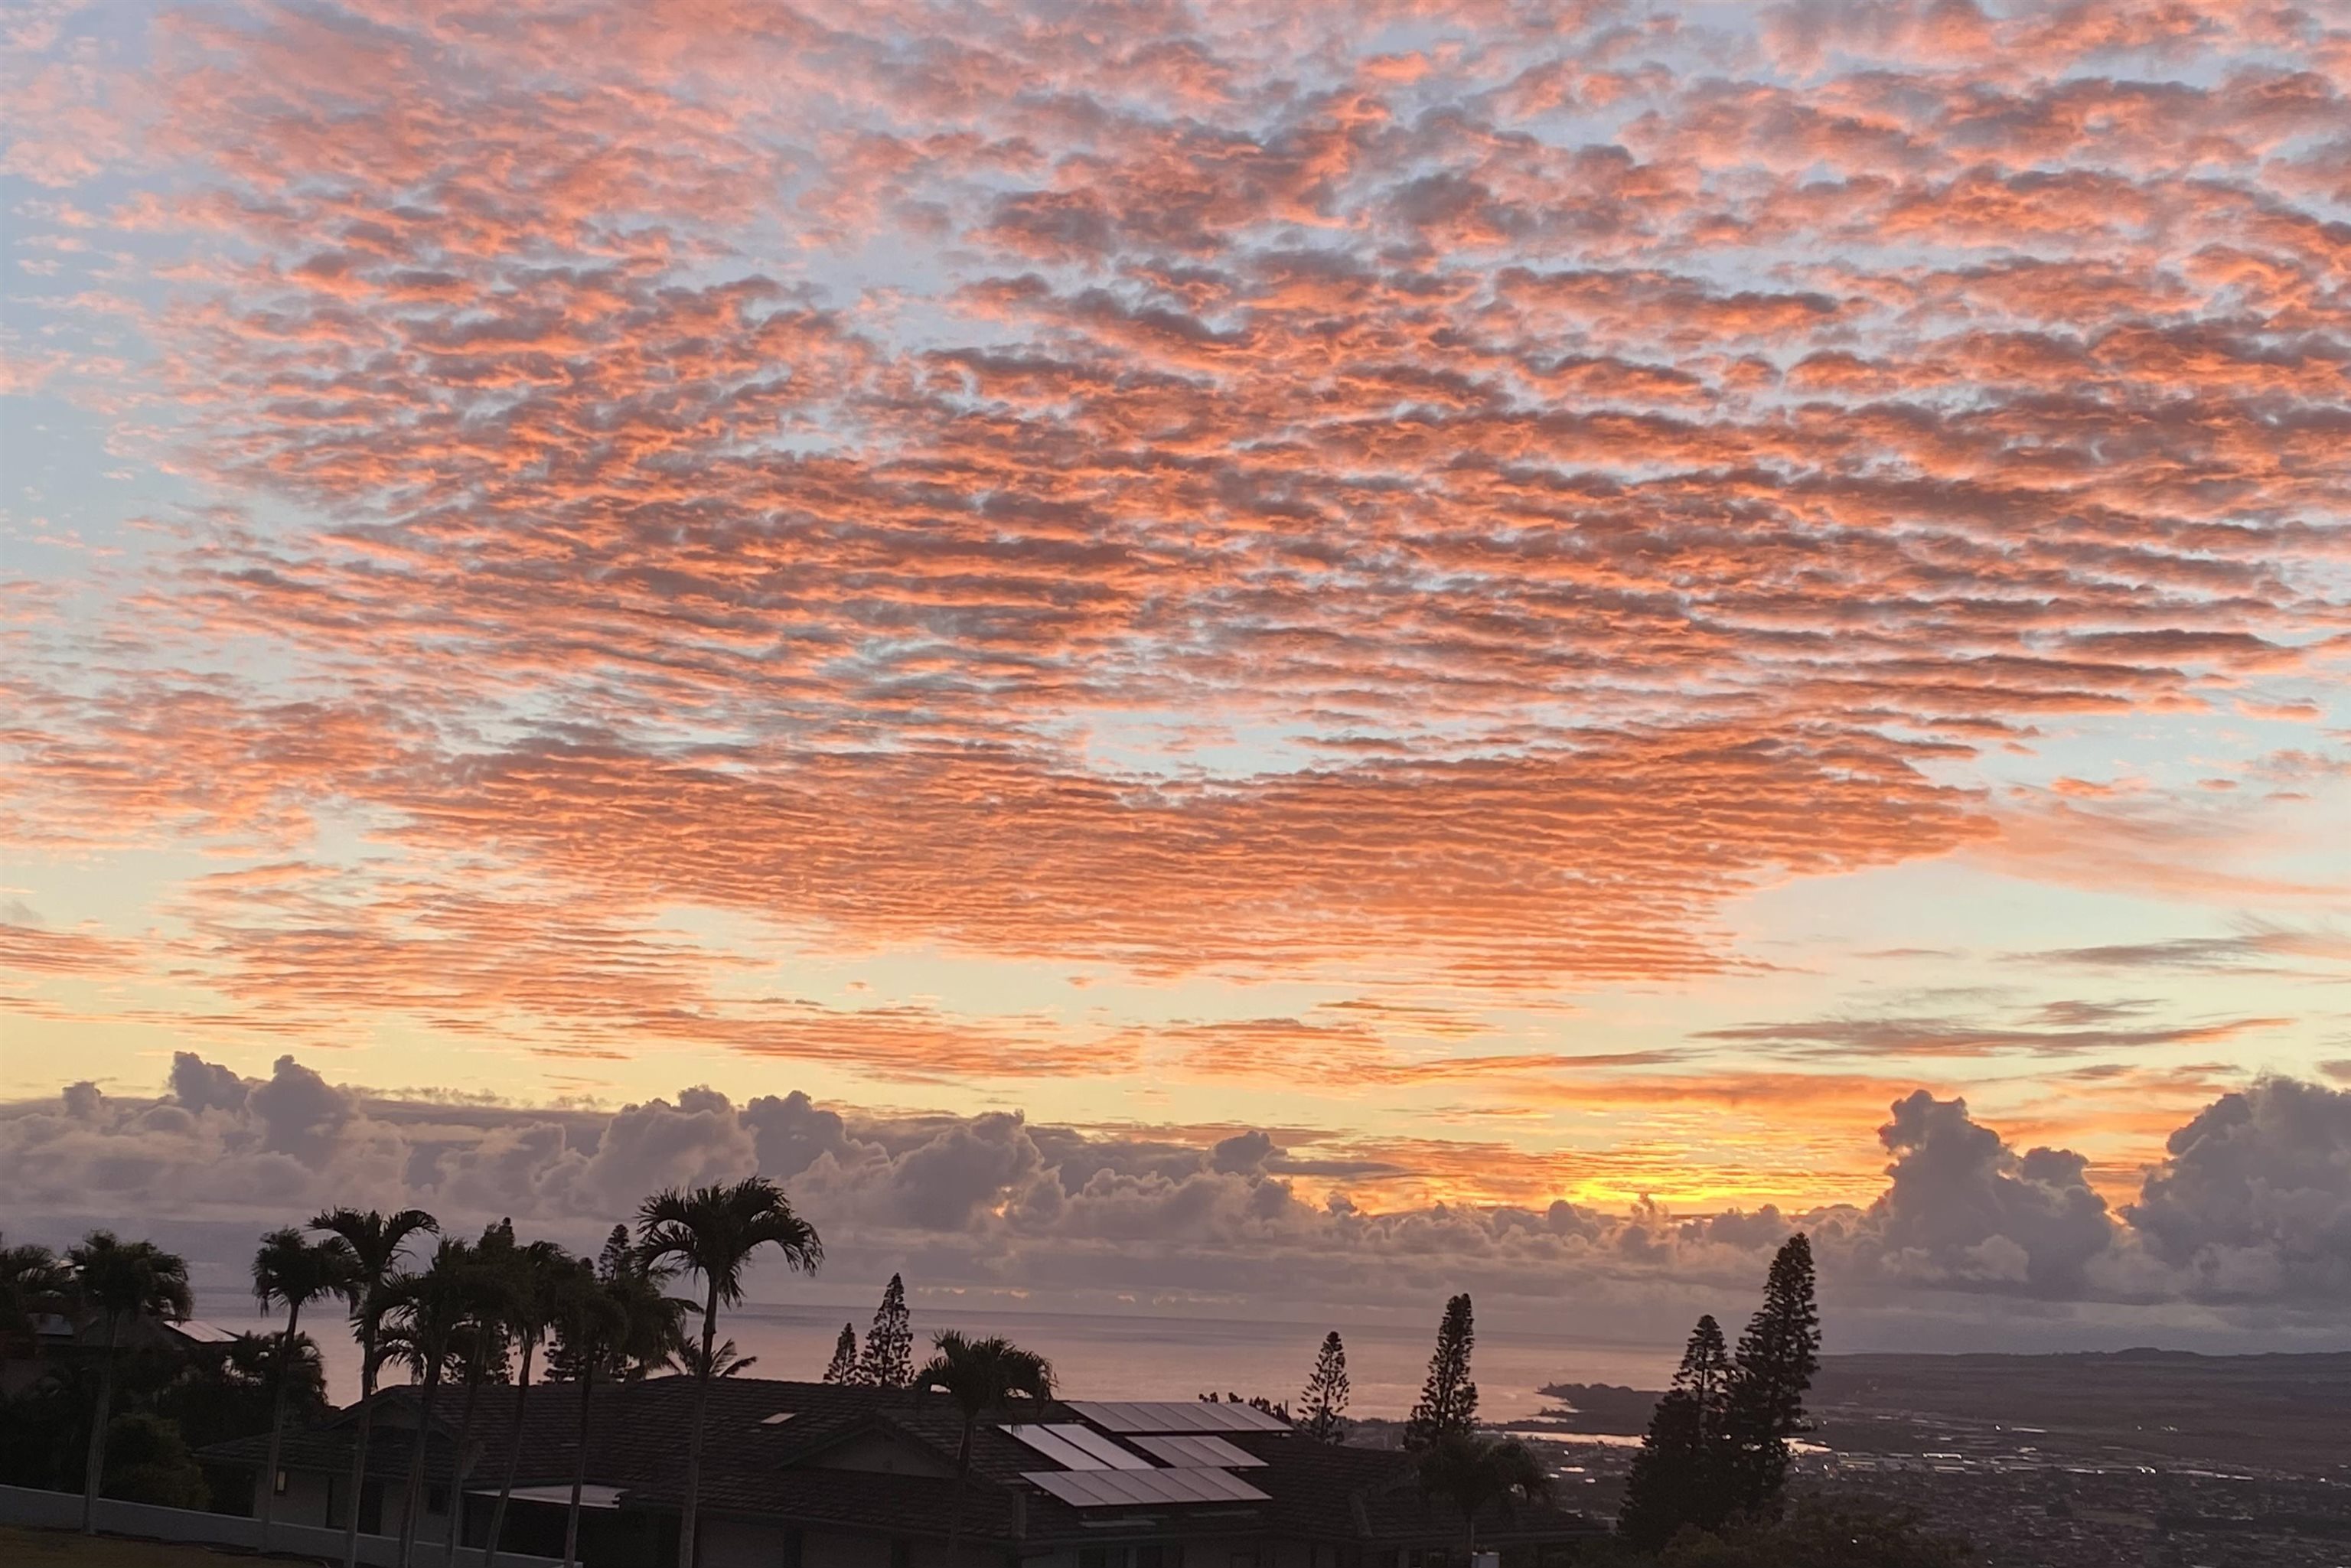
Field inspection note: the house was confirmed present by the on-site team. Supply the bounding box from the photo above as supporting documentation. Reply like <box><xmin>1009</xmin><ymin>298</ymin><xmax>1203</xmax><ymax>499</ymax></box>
<box><xmin>201</xmin><ymin>1377</ymin><xmax>1606</xmax><ymax>1568</ymax></box>
<box><xmin>2</xmin><ymin>1309</ymin><xmax>240</xmax><ymax>1397</ymax></box>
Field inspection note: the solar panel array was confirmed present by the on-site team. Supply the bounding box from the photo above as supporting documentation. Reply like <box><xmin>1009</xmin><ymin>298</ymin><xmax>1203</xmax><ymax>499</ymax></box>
<box><xmin>1000</xmin><ymin>1423</ymin><xmax>1153</xmax><ymax>1471</ymax></box>
<box><xmin>1065</xmin><ymin>1400</ymin><xmax>1293</xmax><ymax>1434</ymax></box>
<box><xmin>1130</xmin><ymin>1433</ymin><xmax>1267</xmax><ymax>1469</ymax></box>
<box><xmin>1011</xmin><ymin>1400</ymin><xmax>1288</xmax><ymax>1509</ymax></box>
<box><xmin>1022</xmin><ymin>1467</ymin><xmax>1272</xmax><ymax>1509</ymax></box>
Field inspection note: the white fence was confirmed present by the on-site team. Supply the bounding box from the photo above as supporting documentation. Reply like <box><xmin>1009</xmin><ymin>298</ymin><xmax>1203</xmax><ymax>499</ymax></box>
<box><xmin>0</xmin><ymin>1483</ymin><xmax>565</xmax><ymax>1566</ymax></box>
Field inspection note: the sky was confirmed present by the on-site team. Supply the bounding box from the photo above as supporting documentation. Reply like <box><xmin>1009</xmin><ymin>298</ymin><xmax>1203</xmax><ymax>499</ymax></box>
<box><xmin>2</xmin><ymin>0</ymin><xmax>2349</xmax><ymax>1356</ymax></box>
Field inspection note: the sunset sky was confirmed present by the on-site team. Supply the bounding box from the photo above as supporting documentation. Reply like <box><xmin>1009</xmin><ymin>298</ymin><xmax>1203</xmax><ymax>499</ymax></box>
<box><xmin>3</xmin><ymin>0</ymin><xmax>2348</xmax><ymax>1348</ymax></box>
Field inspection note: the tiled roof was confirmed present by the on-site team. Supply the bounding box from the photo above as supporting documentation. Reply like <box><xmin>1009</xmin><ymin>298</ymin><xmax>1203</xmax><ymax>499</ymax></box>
<box><xmin>201</xmin><ymin>1379</ymin><xmax>1603</xmax><ymax>1547</ymax></box>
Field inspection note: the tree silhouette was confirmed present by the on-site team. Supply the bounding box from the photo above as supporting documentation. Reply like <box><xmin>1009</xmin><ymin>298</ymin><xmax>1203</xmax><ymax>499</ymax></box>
<box><xmin>438</xmin><ymin>1231</ymin><xmax>520</xmax><ymax>1568</ymax></box>
<box><xmin>917</xmin><ymin>1331</ymin><xmax>1054</xmax><ymax>1556</ymax></box>
<box><xmin>478</xmin><ymin>1223</ymin><xmax>572</xmax><ymax>1568</ymax></box>
<box><xmin>1299</xmin><ymin>1330</ymin><xmax>1349</xmax><ymax>1442</ymax></box>
<box><xmin>250</xmin><ymin>1227</ymin><xmax>356</xmax><ymax>1550</ymax></box>
<box><xmin>545</xmin><ymin>1233</ymin><xmax>689</xmax><ymax>1568</ymax></box>
<box><xmin>1725</xmin><ymin>1234</ymin><xmax>1820</xmax><ymax>1518</ymax></box>
<box><xmin>1416</xmin><ymin>1432</ymin><xmax>1550</xmax><ymax>1553</ymax></box>
<box><xmin>857</xmin><ymin>1273</ymin><xmax>915</xmax><ymax>1388</ymax></box>
<box><xmin>384</xmin><ymin>1237</ymin><xmax>474</xmax><ymax>1566</ymax></box>
<box><xmin>638</xmin><ymin>1176</ymin><xmax>822</xmax><ymax>1568</ymax></box>
<box><xmin>67</xmin><ymin>1232</ymin><xmax>191</xmax><ymax>1534</ymax></box>
<box><xmin>1616</xmin><ymin>1315</ymin><xmax>1734</xmax><ymax>1550</ymax></box>
<box><xmin>0</xmin><ymin>1234</ymin><xmax>73</xmax><ymax>1364</ymax></box>
<box><xmin>669</xmin><ymin>1336</ymin><xmax>760</xmax><ymax>1379</ymax></box>
<box><xmin>161</xmin><ymin>1328</ymin><xmax>326</xmax><ymax>1454</ymax></box>
<box><xmin>823</xmin><ymin>1322</ymin><xmax>862</xmax><ymax>1384</ymax></box>
<box><xmin>1403</xmin><ymin>1293</ymin><xmax>1478</xmax><ymax>1451</ymax></box>
<box><xmin>311</xmin><ymin>1206</ymin><xmax>436</xmax><ymax>1568</ymax></box>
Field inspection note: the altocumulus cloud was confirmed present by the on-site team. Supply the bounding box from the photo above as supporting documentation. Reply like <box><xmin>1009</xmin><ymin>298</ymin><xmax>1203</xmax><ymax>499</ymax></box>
<box><xmin>5</xmin><ymin>1055</ymin><xmax>2345</xmax><ymax>1335</ymax></box>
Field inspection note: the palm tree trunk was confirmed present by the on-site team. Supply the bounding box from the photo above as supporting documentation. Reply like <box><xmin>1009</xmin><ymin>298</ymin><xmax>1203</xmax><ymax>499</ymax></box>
<box><xmin>260</xmin><ymin>1299</ymin><xmax>302</xmax><ymax>1547</ymax></box>
<box><xmin>442</xmin><ymin>1357</ymin><xmax>488</xmax><ymax>1567</ymax></box>
<box><xmin>677</xmin><ymin>1279</ymin><xmax>719</xmax><ymax>1568</ymax></box>
<box><xmin>946</xmin><ymin>1423</ymin><xmax>973</xmax><ymax>1560</ymax></box>
<box><xmin>562</xmin><ymin>1362</ymin><xmax>595</xmax><ymax>1568</ymax></box>
<box><xmin>483</xmin><ymin>1336</ymin><xmax>535</xmax><ymax>1568</ymax></box>
<box><xmin>80</xmin><ymin>1311</ymin><xmax>121</xmax><ymax>1534</ymax></box>
<box><xmin>344</xmin><ymin>1340</ymin><xmax>380</xmax><ymax>1568</ymax></box>
<box><xmin>397</xmin><ymin>1360</ymin><xmax>443</xmax><ymax>1568</ymax></box>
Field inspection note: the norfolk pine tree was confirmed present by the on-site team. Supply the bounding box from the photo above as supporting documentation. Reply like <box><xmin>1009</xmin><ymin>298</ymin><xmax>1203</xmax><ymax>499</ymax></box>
<box><xmin>1403</xmin><ymin>1293</ymin><xmax>1478</xmax><ymax>1451</ymax></box>
<box><xmin>823</xmin><ymin>1322</ymin><xmax>862</xmax><ymax>1383</ymax></box>
<box><xmin>857</xmin><ymin>1273</ymin><xmax>915</xmax><ymax>1387</ymax></box>
<box><xmin>1725</xmin><ymin>1233</ymin><xmax>1821</xmax><ymax>1517</ymax></box>
<box><xmin>1299</xmin><ymin>1330</ymin><xmax>1350</xmax><ymax>1442</ymax></box>
<box><xmin>1616</xmin><ymin>1314</ymin><xmax>1734</xmax><ymax>1548</ymax></box>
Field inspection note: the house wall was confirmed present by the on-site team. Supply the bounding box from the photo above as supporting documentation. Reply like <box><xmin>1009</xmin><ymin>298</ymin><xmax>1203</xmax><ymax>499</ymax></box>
<box><xmin>269</xmin><ymin>1465</ymin><xmax>456</xmax><ymax>1548</ymax></box>
<box><xmin>700</xmin><ymin>1521</ymin><xmax>1032</xmax><ymax>1568</ymax></box>
<box><xmin>267</xmin><ymin>1468</ymin><xmax>337</xmax><ymax>1529</ymax></box>
<box><xmin>1022</xmin><ymin>1530</ymin><xmax>1299</xmax><ymax>1568</ymax></box>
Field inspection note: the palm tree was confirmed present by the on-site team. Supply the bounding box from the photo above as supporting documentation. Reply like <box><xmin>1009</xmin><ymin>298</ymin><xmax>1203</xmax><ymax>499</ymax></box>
<box><xmin>0</xmin><ymin>1234</ymin><xmax>74</xmax><ymax>1364</ymax></box>
<box><xmin>66</xmin><ymin>1232</ymin><xmax>192</xmax><ymax>1533</ymax></box>
<box><xmin>437</xmin><ymin>1235</ymin><xmax>519</xmax><ymax>1568</ymax></box>
<box><xmin>251</xmin><ymin>1227</ymin><xmax>357</xmax><ymax>1550</ymax></box>
<box><xmin>916</xmin><ymin>1331</ymin><xmax>1055</xmax><ymax>1557</ymax></box>
<box><xmin>384</xmin><ymin>1238</ymin><xmax>475</xmax><ymax>1566</ymax></box>
<box><xmin>480</xmin><ymin>1226</ymin><xmax>571</xmax><ymax>1568</ymax></box>
<box><xmin>544</xmin><ymin>1257</ymin><xmax>620</xmax><ymax>1568</ymax></box>
<box><xmin>637</xmin><ymin>1177</ymin><xmax>823</xmax><ymax>1568</ymax></box>
<box><xmin>545</xmin><ymin>1232</ymin><xmax>690</xmax><ymax>1568</ymax></box>
<box><xmin>597</xmin><ymin>1225</ymin><xmax>690</xmax><ymax>1386</ymax></box>
<box><xmin>1415</xmin><ymin>1432</ymin><xmax>1551</xmax><ymax>1556</ymax></box>
<box><xmin>311</xmin><ymin>1207</ymin><xmax>436</xmax><ymax>1568</ymax></box>
<box><xmin>667</xmin><ymin>1335</ymin><xmax>758</xmax><ymax>1379</ymax></box>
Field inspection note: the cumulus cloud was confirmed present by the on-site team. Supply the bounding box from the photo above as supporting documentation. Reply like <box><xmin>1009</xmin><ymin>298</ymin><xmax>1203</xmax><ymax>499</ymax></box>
<box><xmin>5</xmin><ymin>1056</ymin><xmax>2345</xmax><ymax>1328</ymax></box>
<box><xmin>170</xmin><ymin>1051</ymin><xmax>249</xmax><ymax>1116</ymax></box>
<box><xmin>2124</xmin><ymin>1077</ymin><xmax>2351</xmax><ymax>1301</ymax></box>
<box><xmin>1852</xmin><ymin>1090</ymin><xmax>2115</xmax><ymax>1294</ymax></box>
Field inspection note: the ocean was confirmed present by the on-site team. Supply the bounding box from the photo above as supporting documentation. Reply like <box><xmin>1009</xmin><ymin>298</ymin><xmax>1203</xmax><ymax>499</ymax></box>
<box><xmin>202</xmin><ymin>1296</ymin><xmax>1677</xmax><ymax>1420</ymax></box>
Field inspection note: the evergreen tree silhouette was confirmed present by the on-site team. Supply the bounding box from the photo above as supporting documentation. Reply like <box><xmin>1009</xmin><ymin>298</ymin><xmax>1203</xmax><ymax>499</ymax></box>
<box><xmin>1615</xmin><ymin>1314</ymin><xmax>1733</xmax><ymax>1549</ymax></box>
<box><xmin>823</xmin><ymin>1322</ymin><xmax>862</xmax><ymax>1383</ymax></box>
<box><xmin>1403</xmin><ymin>1293</ymin><xmax>1477</xmax><ymax>1450</ymax></box>
<box><xmin>1725</xmin><ymin>1233</ymin><xmax>1821</xmax><ymax>1517</ymax></box>
<box><xmin>857</xmin><ymin>1272</ymin><xmax>915</xmax><ymax>1388</ymax></box>
<box><xmin>1299</xmin><ymin>1331</ymin><xmax>1350</xmax><ymax>1442</ymax></box>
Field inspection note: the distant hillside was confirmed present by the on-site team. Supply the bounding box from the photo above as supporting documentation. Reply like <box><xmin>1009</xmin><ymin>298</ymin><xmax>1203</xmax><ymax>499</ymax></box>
<box><xmin>1529</xmin><ymin>1381</ymin><xmax>1658</xmax><ymax>1435</ymax></box>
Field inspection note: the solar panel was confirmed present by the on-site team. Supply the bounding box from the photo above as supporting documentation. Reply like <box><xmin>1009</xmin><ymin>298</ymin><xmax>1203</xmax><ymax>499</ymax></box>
<box><xmin>1022</xmin><ymin>1468</ymin><xmax>1272</xmax><ymax>1508</ymax></box>
<box><xmin>1131</xmin><ymin>1433</ymin><xmax>1267</xmax><ymax>1469</ymax></box>
<box><xmin>1067</xmin><ymin>1400</ymin><xmax>1293</xmax><ymax>1435</ymax></box>
<box><xmin>1002</xmin><ymin>1425</ymin><xmax>1115</xmax><ymax>1471</ymax></box>
<box><xmin>1043</xmin><ymin>1422</ymin><xmax>1154</xmax><ymax>1469</ymax></box>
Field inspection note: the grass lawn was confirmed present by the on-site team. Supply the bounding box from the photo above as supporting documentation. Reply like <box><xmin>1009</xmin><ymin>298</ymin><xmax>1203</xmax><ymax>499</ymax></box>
<box><xmin>0</xmin><ymin>1523</ymin><xmax>322</xmax><ymax>1565</ymax></box>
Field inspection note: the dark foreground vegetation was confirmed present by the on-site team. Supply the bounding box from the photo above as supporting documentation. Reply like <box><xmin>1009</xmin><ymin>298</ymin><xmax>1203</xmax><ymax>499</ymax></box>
<box><xmin>6</xmin><ymin>1198</ymin><xmax>1972</xmax><ymax>1568</ymax></box>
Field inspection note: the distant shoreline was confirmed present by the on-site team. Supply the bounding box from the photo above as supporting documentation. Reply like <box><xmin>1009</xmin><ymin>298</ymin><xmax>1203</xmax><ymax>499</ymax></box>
<box><xmin>1533</xmin><ymin>1350</ymin><xmax>2351</xmax><ymax>1474</ymax></box>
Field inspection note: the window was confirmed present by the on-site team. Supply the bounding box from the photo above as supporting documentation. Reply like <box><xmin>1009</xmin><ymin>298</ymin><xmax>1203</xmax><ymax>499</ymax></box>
<box><xmin>426</xmin><ymin>1484</ymin><xmax>448</xmax><ymax>1517</ymax></box>
<box><xmin>782</xmin><ymin>1531</ymin><xmax>804</xmax><ymax>1568</ymax></box>
<box><xmin>1081</xmin><ymin>1550</ymin><xmax>1110</xmax><ymax>1568</ymax></box>
<box><xmin>892</xmin><ymin>1539</ymin><xmax>913</xmax><ymax>1568</ymax></box>
<box><xmin>1230</xmin><ymin>1553</ymin><xmax>1260</xmax><ymax>1568</ymax></box>
<box><xmin>273</xmin><ymin>1470</ymin><xmax>289</xmax><ymax>1497</ymax></box>
<box><xmin>1136</xmin><ymin>1545</ymin><xmax>1168</xmax><ymax>1568</ymax></box>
